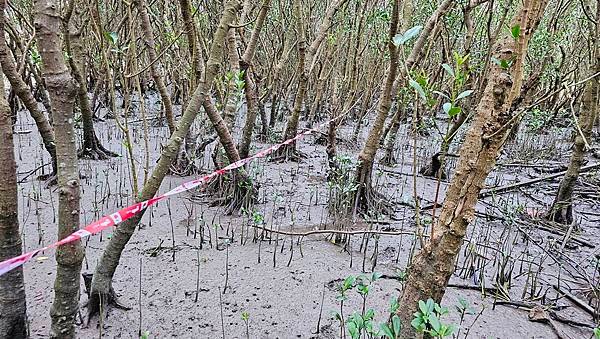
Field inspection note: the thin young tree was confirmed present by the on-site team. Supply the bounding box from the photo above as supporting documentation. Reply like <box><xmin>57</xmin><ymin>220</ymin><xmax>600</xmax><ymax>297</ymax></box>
<box><xmin>546</xmin><ymin>1</ymin><xmax>599</xmax><ymax>224</ymax></box>
<box><xmin>34</xmin><ymin>0</ymin><xmax>85</xmax><ymax>337</ymax></box>
<box><xmin>63</xmin><ymin>0</ymin><xmax>117</xmax><ymax>160</ymax></box>
<box><xmin>395</xmin><ymin>0</ymin><xmax>549</xmax><ymax>336</ymax></box>
<box><xmin>352</xmin><ymin>0</ymin><xmax>455</xmax><ymax>215</ymax></box>
<box><xmin>273</xmin><ymin>0</ymin><xmax>348</xmax><ymax>161</ymax></box>
<box><xmin>87</xmin><ymin>0</ymin><xmax>243</xmax><ymax>320</ymax></box>
<box><xmin>0</xmin><ymin>1</ymin><xmax>57</xmax><ymax>176</ymax></box>
<box><xmin>351</xmin><ymin>0</ymin><xmax>400</xmax><ymax>215</ymax></box>
<box><xmin>238</xmin><ymin>0</ymin><xmax>271</xmax><ymax>159</ymax></box>
<box><xmin>135</xmin><ymin>0</ymin><xmax>176</xmax><ymax>133</ymax></box>
<box><xmin>0</xmin><ymin>66</ymin><xmax>27</xmax><ymax>339</ymax></box>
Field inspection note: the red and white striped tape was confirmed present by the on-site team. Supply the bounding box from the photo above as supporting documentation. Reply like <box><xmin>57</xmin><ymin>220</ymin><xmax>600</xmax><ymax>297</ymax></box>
<box><xmin>0</xmin><ymin>120</ymin><xmax>332</xmax><ymax>277</ymax></box>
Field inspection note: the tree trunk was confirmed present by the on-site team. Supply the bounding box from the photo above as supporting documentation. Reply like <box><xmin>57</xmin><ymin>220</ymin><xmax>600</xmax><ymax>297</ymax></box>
<box><xmin>0</xmin><ymin>3</ymin><xmax>57</xmax><ymax>175</ymax></box>
<box><xmin>395</xmin><ymin>1</ymin><xmax>548</xmax><ymax>336</ymax></box>
<box><xmin>238</xmin><ymin>0</ymin><xmax>271</xmax><ymax>159</ymax></box>
<box><xmin>547</xmin><ymin>4</ymin><xmax>599</xmax><ymax>224</ymax></box>
<box><xmin>63</xmin><ymin>1</ymin><xmax>117</xmax><ymax>160</ymax></box>
<box><xmin>352</xmin><ymin>0</ymin><xmax>399</xmax><ymax>215</ymax></box>
<box><xmin>275</xmin><ymin>0</ymin><xmax>348</xmax><ymax>160</ymax></box>
<box><xmin>34</xmin><ymin>0</ymin><xmax>85</xmax><ymax>337</ymax></box>
<box><xmin>88</xmin><ymin>0</ymin><xmax>242</xmax><ymax>321</ymax></box>
<box><xmin>0</xmin><ymin>65</ymin><xmax>27</xmax><ymax>339</ymax></box>
<box><xmin>135</xmin><ymin>0</ymin><xmax>176</xmax><ymax>134</ymax></box>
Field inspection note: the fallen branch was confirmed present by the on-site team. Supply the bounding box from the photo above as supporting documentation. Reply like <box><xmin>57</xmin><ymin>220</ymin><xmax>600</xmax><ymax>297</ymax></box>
<box><xmin>553</xmin><ymin>285</ymin><xmax>598</xmax><ymax>318</ymax></box>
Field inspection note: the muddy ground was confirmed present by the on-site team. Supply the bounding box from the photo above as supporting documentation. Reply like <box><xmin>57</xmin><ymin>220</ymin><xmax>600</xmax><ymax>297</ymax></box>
<box><xmin>11</xmin><ymin>98</ymin><xmax>599</xmax><ymax>338</ymax></box>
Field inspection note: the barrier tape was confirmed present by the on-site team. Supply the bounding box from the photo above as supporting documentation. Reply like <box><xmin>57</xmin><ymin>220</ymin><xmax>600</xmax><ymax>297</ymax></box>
<box><xmin>0</xmin><ymin>117</ymin><xmax>338</xmax><ymax>277</ymax></box>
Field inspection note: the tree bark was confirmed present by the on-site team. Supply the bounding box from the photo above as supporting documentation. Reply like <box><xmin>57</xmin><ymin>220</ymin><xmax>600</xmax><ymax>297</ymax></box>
<box><xmin>276</xmin><ymin>0</ymin><xmax>348</xmax><ymax>160</ymax></box>
<box><xmin>135</xmin><ymin>0</ymin><xmax>176</xmax><ymax>134</ymax></box>
<box><xmin>63</xmin><ymin>0</ymin><xmax>117</xmax><ymax>160</ymax></box>
<box><xmin>88</xmin><ymin>0</ymin><xmax>242</xmax><ymax>320</ymax></box>
<box><xmin>0</xmin><ymin>1</ymin><xmax>57</xmax><ymax>175</ymax></box>
<box><xmin>395</xmin><ymin>1</ymin><xmax>548</xmax><ymax>337</ymax></box>
<box><xmin>238</xmin><ymin>0</ymin><xmax>271</xmax><ymax>159</ymax></box>
<box><xmin>547</xmin><ymin>3</ymin><xmax>599</xmax><ymax>224</ymax></box>
<box><xmin>34</xmin><ymin>0</ymin><xmax>85</xmax><ymax>337</ymax></box>
<box><xmin>352</xmin><ymin>0</ymin><xmax>400</xmax><ymax>215</ymax></box>
<box><xmin>0</xmin><ymin>65</ymin><xmax>27</xmax><ymax>339</ymax></box>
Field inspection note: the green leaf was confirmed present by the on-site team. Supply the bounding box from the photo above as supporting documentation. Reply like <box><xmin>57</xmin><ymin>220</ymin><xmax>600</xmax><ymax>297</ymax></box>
<box><xmin>426</xmin><ymin>299</ymin><xmax>435</xmax><ymax>313</ymax></box>
<box><xmin>402</xmin><ymin>25</ymin><xmax>423</xmax><ymax>43</ymax></box>
<box><xmin>442</xmin><ymin>102</ymin><xmax>452</xmax><ymax>115</ymax></box>
<box><xmin>511</xmin><ymin>24</ymin><xmax>521</xmax><ymax>39</ymax></box>
<box><xmin>104</xmin><ymin>31</ymin><xmax>118</xmax><ymax>45</ymax></box>
<box><xmin>442</xmin><ymin>63</ymin><xmax>455</xmax><ymax>78</ymax></box>
<box><xmin>392</xmin><ymin>315</ymin><xmax>402</xmax><ymax>336</ymax></box>
<box><xmin>392</xmin><ymin>25</ymin><xmax>423</xmax><ymax>46</ymax></box>
<box><xmin>418</xmin><ymin>300</ymin><xmax>428</xmax><ymax>314</ymax></box>
<box><xmin>343</xmin><ymin>275</ymin><xmax>356</xmax><ymax>289</ymax></box>
<box><xmin>429</xmin><ymin>313</ymin><xmax>441</xmax><ymax>332</ymax></box>
<box><xmin>411</xmin><ymin>317</ymin><xmax>424</xmax><ymax>331</ymax></box>
<box><xmin>448</xmin><ymin>106</ymin><xmax>461</xmax><ymax>117</ymax></box>
<box><xmin>409</xmin><ymin>79</ymin><xmax>427</xmax><ymax>102</ymax></box>
<box><xmin>348</xmin><ymin>322</ymin><xmax>359</xmax><ymax>339</ymax></box>
<box><xmin>379</xmin><ymin>323</ymin><xmax>394</xmax><ymax>339</ymax></box>
<box><xmin>456</xmin><ymin>89</ymin><xmax>474</xmax><ymax>101</ymax></box>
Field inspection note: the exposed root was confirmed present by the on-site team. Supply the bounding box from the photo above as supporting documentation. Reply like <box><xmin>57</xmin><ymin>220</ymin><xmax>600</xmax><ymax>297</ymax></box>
<box><xmin>171</xmin><ymin>147</ymin><xmax>199</xmax><ymax>176</ymax></box>
<box><xmin>380</xmin><ymin>152</ymin><xmax>397</xmax><ymax>166</ymax></box>
<box><xmin>39</xmin><ymin>173</ymin><xmax>58</xmax><ymax>187</ymax></box>
<box><xmin>350</xmin><ymin>160</ymin><xmax>395</xmax><ymax>217</ymax></box>
<box><xmin>270</xmin><ymin>144</ymin><xmax>306</xmax><ymax>162</ymax></box>
<box><xmin>545</xmin><ymin>202</ymin><xmax>573</xmax><ymax>225</ymax></box>
<box><xmin>205</xmin><ymin>171</ymin><xmax>258</xmax><ymax>215</ymax></box>
<box><xmin>352</xmin><ymin>184</ymin><xmax>394</xmax><ymax>217</ymax></box>
<box><xmin>79</xmin><ymin>136</ymin><xmax>119</xmax><ymax>160</ymax></box>
<box><xmin>83</xmin><ymin>273</ymin><xmax>131</xmax><ymax>327</ymax></box>
<box><xmin>419</xmin><ymin>152</ymin><xmax>447</xmax><ymax>180</ymax></box>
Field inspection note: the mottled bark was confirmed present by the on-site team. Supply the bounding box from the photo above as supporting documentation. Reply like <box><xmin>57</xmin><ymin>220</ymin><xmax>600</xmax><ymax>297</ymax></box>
<box><xmin>88</xmin><ymin>0</ymin><xmax>242</xmax><ymax>320</ymax></box>
<box><xmin>396</xmin><ymin>1</ymin><xmax>548</xmax><ymax>337</ymax></box>
<box><xmin>0</xmin><ymin>65</ymin><xmax>27</xmax><ymax>339</ymax></box>
<box><xmin>34</xmin><ymin>0</ymin><xmax>85</xmax><ymax>337</ymax></box>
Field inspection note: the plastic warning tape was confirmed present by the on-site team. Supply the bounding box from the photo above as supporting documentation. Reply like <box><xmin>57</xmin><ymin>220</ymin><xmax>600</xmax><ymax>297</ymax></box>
<box><xmin>0</xmin><ymin>119</ymin><xmax>333</xmax><ymax>277</ymax></box>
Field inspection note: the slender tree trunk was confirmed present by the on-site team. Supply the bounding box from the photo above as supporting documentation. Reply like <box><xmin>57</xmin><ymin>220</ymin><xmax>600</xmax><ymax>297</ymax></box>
<box><xmin>275</xmin><ymin>0</ymin><xmax>348</xmax><ymax>160</ymax></box>
<box><xmin>396</xmin><ymin>1</ymin><xmax>548</xmax><ymax>337</ymax></box>
<box><xmin>547</xmin><ymin>5</ymin><xmax>599</xmax><ymax>224</ymax></box>
<box><xmin>88</xmin><ymin>0</ymin><xmax>242</xmax><ymax>320</ymax></box>
<box><xmin>63</xmin><ymin>1</ymin><xmax>117</xmax><ymax>160</ymax></box>
<box><xmin>34</xmin><ymin>0</ymin><xmax>85</xmax><ymax>337</ymax></box>
<box><xmin>135</xmin><ymin>0</ymin><xmax>176</xmax><ymax>134</ymax></box>
<box><xmin>0</xmin><ymin>4</ymin><xmax>57</xmax><ymax>175</ymax></box>
<box><xmin>351</xmin><ymin>0</ymin><xmax>400</xmax><ymax>215</ymax></box>
<box><xmin>0</xmin><ymin>65</ymin><xmax>27</xmax><ymax>339</ymax></box>
<box><xmin>238</xmin><ymin>0</ymin><xmax>271</xmax><ymax>159</ymax></box>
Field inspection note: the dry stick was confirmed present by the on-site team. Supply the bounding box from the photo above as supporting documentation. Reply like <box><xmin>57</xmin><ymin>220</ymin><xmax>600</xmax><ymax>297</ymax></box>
<box><xmin>314</xmin><ymin>283</ymin><xmax>326</xmax><ymax>334</ymax></box>
<box><xmin>219</xmin><ymin>289</ymin><xmax>226</xmax><ymax>339</ymax></box>
<box><xmin>138</xmin><ymin>257</ymin><xmax>143</xmax><ymax>337</ymax></box>
<box><xmin>422</xmin><ymin>162</ymin><xmax>600</xmax><ymax>210</ymax></box>
<box><xmin>552</xmin><ymin>284</ymin><xmax>597</xmax><ymax>318</ymax></box>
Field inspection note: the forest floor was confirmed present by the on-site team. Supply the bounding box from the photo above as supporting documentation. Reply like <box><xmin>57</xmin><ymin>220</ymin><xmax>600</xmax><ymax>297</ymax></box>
<box><xmin>12</xmin><ymin>99</ymin><xmax>599</xmax><ymax>338</ymax></box>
